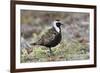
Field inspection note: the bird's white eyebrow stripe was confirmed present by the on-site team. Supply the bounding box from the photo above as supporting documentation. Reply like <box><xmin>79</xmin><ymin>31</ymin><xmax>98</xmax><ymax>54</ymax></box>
<box><xmin>53</xmin><ymin>24</ymin><xmax>60</xmax><ymax>33</ymax></box>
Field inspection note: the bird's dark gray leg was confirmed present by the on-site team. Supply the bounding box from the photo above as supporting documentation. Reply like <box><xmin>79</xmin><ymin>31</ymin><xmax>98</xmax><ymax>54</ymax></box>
<box><xmin>49</xmin><ymin>48</ymin><xmax>54</xmax><ymax>56</ymax></box>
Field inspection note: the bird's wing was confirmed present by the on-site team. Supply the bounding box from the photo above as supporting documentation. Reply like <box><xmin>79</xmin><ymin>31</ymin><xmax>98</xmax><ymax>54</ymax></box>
<box><xmin>36</xmin><ymin>28</ymin><xmax>58</xmax><ymax>45</ymax></box>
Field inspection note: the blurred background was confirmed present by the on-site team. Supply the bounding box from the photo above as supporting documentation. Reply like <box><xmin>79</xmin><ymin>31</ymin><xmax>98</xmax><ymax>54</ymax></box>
<box><xmin>20</xmin><ymin>10</ymin><xmax>90</xmax><ymax>63</ymax></box>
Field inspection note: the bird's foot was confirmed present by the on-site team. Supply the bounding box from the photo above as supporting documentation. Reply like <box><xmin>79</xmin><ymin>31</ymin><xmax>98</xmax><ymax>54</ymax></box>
<box><xmin>47</xmin><ymin>51</ymin><xmax>55</xmax><ymax>57</ymax></box>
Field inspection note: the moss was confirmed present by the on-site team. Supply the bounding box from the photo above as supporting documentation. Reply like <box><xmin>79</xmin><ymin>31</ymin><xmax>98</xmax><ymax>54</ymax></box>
<box><xmin>21</xmin><ymin>39</ymin><xmax>89</xmax><ymax>63</ymax></box>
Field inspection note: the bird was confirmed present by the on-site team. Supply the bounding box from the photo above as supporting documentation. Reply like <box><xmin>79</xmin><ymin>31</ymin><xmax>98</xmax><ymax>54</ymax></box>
<box><xmin>31</xmin><ymin>20</ymin><xmax>63</xmax><ymax>55</ymax></box>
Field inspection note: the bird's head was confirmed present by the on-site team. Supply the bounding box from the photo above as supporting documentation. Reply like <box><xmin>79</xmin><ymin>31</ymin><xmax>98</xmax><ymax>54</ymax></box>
<box><xmin>53</xmin><ymin>20</ymin><xmax>63</xmax><ymax>28</ymax></box>
<box><xmin>52</xmin><ymin>20</ymin><xmax>63</xmax><ymax>32</ymax></box>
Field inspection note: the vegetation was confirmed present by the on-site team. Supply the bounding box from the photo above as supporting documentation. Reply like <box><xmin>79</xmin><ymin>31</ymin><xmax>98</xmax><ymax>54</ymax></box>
<box><xmin>20</xmin><ymin>10</ymin><xmax>89</xmax><ymax>63</ymax></box>
<box><xmin>21</xmin><ymin>39</ymin><xmax>89</xmax><ymax>63</ymax></box>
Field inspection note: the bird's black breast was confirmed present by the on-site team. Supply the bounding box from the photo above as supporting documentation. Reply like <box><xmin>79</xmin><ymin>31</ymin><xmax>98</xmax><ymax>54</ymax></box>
<box><xmin>45</xmin><ymin>33</ymin><xmax>61</xmax><ymax>47</ymax></box>
<box><xmin>44</xmin><ymin>29</ymin><xmax>62</xmax><ymax>48</ymax></box>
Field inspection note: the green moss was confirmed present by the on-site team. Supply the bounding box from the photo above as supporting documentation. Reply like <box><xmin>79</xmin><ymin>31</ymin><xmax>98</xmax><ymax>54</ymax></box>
<box><xmin>21</xmin><ymin>39</ymin><xmax>89</xmax><ymax>63</ymax></box>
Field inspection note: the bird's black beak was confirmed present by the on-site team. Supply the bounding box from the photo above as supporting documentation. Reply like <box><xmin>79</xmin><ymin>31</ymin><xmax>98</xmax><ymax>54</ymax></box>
<box><xmin>61</xmin><ymin>23</ymin><xmax>63</xmax><ymax>25</ymax></box>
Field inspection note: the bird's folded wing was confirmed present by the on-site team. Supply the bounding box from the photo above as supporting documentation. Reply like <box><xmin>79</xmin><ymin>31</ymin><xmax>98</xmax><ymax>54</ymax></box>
<box><xmin>36</xmin><ymin>28</ymin><xmax>57</xmax><ymax>45</ymax></box>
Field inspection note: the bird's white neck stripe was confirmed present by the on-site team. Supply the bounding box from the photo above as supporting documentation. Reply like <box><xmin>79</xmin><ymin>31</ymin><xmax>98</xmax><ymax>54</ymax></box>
<box><xmin>53</xmin><ymin>24</ymin><xmax>60</xmax><ymax>33</ymax></box>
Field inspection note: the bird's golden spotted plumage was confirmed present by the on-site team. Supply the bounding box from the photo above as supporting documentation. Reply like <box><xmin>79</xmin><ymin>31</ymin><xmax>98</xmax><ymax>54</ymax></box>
<box><xmin>33</xmin><ymin>27</ymin><xmax>61</xmax><ymax>47</ymax></box>
<box><xmin>31</xmin><ymin>20</ymin><xmax>63</xmax><ymax>55</ymax></box>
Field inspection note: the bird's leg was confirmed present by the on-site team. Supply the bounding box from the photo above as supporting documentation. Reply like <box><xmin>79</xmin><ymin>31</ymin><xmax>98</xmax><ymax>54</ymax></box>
<box><xmin>49</xmin><ymin>47</ymin><xmax>54</xmax><ymax>56</ymax></box>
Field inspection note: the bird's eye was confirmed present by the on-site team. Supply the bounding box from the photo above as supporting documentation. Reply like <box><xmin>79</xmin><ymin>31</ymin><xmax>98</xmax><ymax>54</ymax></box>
<box><xmin>56</xmin><ymin>22</ymin><xmax>62</xmax><ymax>27</ymax></box>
